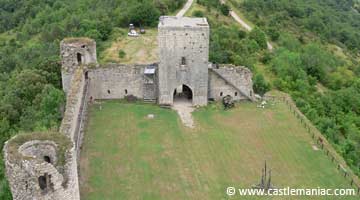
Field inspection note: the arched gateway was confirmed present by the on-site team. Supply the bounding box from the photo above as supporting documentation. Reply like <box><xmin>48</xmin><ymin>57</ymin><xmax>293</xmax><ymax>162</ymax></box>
<box><xmin>173</xmin><ymin>84</ymin><xmax>193</xmax><ymax>104</ymax></box>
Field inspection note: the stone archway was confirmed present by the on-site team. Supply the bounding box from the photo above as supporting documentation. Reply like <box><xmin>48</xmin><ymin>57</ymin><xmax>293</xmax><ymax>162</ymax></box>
<box><xmin>173</xmin><ymin>84</ymin><xmax>193</xmax><ymax>103</ymax></box>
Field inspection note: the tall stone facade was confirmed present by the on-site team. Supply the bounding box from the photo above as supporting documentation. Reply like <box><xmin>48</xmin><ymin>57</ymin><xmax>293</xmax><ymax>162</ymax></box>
<box><xmin>158</xmin><ymin>16</ymin><xmax>210</xmax><ymax>106</ymax></box>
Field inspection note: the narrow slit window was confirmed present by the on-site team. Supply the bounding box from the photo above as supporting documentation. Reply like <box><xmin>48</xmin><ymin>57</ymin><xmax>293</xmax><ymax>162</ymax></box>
<box><xmin>220</xmin><ymin>92</ymin><xmax>223</xmax><ymax>97</ymax></box>
<box><xmin>235</xmin><ymin>92</ymin><xmax>238</xmax><ymax>96</ymax></box>
<box><xmin>181</xmin><ymin>57</ymin><xmax>186</xmax><ymax>65</ymax></box>
<box><xmin>77</xmin><ymin>53</ymin><xmax>82</xmax><ymax>64</ymax></box>
<box><xmin>125</xmin><ymin>89</ymin><xmax>128</xmax><ymax>95</ymax></box>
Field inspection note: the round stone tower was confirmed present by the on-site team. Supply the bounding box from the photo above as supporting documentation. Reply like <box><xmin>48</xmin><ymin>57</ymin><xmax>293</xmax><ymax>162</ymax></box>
<box><xmin>3</xmin><ymin>132</ymin><xmax>80</xmax><ymax>200</ymax></box>
<box><xmin>60</xmin><ymin>37</ymin><xmax>97</xmax><ymax>93</ymax></box>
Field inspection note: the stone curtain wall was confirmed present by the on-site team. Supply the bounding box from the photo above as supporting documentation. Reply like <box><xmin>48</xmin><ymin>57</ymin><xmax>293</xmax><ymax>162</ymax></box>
<box><xmin>88</xmin><ymin>63</ymin><xmax>157</xmax><ymax>100</ymax></box>
<box><xmin>208</xmin><ymin>65</ymin><xmax>254</xmax><ymax>101</ymax></box>
<box><xmin>60</xmin><ymin>68</ymin><xmax>86</xmax><ymax>144</ymax></box>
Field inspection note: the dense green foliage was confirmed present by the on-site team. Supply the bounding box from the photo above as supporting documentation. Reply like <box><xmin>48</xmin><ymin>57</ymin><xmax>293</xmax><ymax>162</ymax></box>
<box><xmin>230</xmin><ymin>0</ymin><xmax>360</xmax><ymax>177</ymax></box>
<box><xmin>0</xmin><ymin>0</ymin><xmax>185</xmax><ymax>199</ymax></box>
<box><xmin>239</xmin><ymin>0</ymin><xmax>360</xmax><ymax>52</ymax></box>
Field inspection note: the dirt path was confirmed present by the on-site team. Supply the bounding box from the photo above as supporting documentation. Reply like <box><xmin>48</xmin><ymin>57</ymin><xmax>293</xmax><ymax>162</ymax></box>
<box><xmin>221</xmin><ymin>0</ymin><xmax>273</xmax><ymax>51</ymax></box>
<box><xmin>172</xmin><ymin>98</ymin><xmax>195</xmax><ymax>128</ymax></box>
<box><xmin>176</xmin><ymin>0</ymin><xmax>194</xmax><ymax>17</ymax></box>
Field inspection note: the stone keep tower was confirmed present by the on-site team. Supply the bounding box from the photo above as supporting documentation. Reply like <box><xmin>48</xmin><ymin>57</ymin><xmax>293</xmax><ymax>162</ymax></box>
<box><xmin>158</xmin><ymin>16</ymin><xmax>210</xmax><ymax>106</ymax></box>
<box><xmin>60</xmin><ymin>38</ymin><xmax>97</xmax><ymax>92</ymax></box>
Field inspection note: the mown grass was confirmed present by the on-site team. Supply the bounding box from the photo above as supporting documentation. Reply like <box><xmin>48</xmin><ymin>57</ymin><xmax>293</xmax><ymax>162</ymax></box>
<box><xmin>80</xmin><ymin>101</ymin><xmax>357</xmax><ymax>200</ymax></box>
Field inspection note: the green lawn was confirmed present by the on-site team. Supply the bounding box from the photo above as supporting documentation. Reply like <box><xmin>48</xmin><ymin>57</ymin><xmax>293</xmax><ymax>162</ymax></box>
<box><xmin>80</xmin><ymin>101</ymin><xmax>357</xmax><ymax>200</ymax></box>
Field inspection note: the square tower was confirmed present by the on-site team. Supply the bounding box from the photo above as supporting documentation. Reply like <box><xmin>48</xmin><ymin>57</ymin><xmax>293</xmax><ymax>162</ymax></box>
<box><xmin>158</xmin><ymin>16</ymin><xmax>210</xmax><ymax>106</ymax></box>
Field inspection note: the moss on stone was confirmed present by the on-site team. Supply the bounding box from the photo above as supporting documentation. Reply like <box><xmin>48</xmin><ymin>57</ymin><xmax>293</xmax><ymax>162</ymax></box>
<box><xmin>6</xmin><ymin>132</ymin><xmax>72</xmax><ymax>168</ymax></box>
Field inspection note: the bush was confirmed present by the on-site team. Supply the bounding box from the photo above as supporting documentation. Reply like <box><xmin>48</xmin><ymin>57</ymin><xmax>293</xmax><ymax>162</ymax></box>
<box><xmin>118</xmin><ymin>50</ymin><xmax>126</xmax><ymax>59</ymax></box>
<box><xmin>253</xmin><ymin>73</ymin><xmax>271</xmax><ymax>95</ymax></box>
<box><xmin>192</xmin><ymin>10</ymin><xmax>205</xmax><ymax>17</ymax></box>
<box><xmin>220</xmin><ymin>4</ymin><xmax>230</xmax><ymax>16</ymax></box>
<box><xmin>238</xmin><ymin>30</ymin><xmax>247</xmax><ymax>39</ymax></box>
<box><xmin>266</xmin><ymin>27</ymin><xmax>280</xmax><ymax>41</ymax></box>
<box><xmin>249</xmin><ymin>27</ymin><xmax>267</xmax><ymax>49</ymax></box>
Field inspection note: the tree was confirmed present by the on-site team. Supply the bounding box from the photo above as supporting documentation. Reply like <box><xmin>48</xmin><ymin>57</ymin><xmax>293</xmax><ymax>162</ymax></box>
<box><xmin>220</xmin><ymin>4</ymin><xmax>230</xmax><ymax>16</ymax></box>
<box><xmin>249</xmin><ymin>27</ymin><xmax>267</xmax><ymax>49</ymax></box>
<box><xmin>253</xmin><ymin>73</ymin><xmax>271</xmax><ymax>95</ymax></box>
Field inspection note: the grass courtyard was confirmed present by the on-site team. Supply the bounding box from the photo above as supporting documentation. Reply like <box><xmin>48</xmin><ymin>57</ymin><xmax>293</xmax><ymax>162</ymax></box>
<box><xmin>80</xmin><ymin>101</ymin><xmax>357</xmax><ymax>200</ymax></box>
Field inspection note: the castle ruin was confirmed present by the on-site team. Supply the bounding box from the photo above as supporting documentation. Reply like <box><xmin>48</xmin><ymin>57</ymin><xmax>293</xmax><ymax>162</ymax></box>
<box><xmin>3</xmin><ymin>16</ymin><xmax>254</xmax><ymax>200</ymax></box>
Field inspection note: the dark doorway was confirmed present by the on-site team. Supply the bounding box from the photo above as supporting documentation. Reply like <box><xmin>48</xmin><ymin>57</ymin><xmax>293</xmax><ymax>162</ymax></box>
<box><xmin>77</xmin><ymin>53</ymin><xmax>82</xmax><ymax>64</ymax></box>
<box><xmin>44</xmin><ymin>156</ymin><xmax>51</xmax><ymax>163</ymax></box>
<box><xmin>38</xmin><ymin>175</ymin><xmax>47</xmax><ymax>190</ymax></box>
<box><xmin>173</xmin><ymin>84</ymin><xmax>193</xmax><ymax>102</ymax></box>
<box><xmin>85</xmin><ymin>71</ymin><xmax>88</xmax><ymax>79</ymax></box>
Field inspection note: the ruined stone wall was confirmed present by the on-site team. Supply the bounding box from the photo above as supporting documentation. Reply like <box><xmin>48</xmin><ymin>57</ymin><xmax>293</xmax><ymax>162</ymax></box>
<box><xmin>60</xmin><ymin>68</ymin><xmax>87</xmax><ymax>144</ymax></box>
<box><xmin>61</xmin><ymin>38</ymin><xmax>97</xmax><ymax>93</ymax></box>
<box><xmin>3</xmin><ymin>133</ymin><xmax>79</xmax><ymax>200</ymax></box>
<box><xmin>4</xmin><ymin>63</ymin><xmax>87</xmax><ymax>200</ymax></box>
<box><xmin>158</xmin><ymin>17</ymin><xmax>210</xmax><ymax>106</ymax></box>
<box><xmin>88</xmin><ymin>63</ymin><xmax>157</xmax><ymax>100</ymax></box>
<box><xmin>208</xmin><ymin>65</ymin><xmax>254</xmax><ymax>101</ymax></box>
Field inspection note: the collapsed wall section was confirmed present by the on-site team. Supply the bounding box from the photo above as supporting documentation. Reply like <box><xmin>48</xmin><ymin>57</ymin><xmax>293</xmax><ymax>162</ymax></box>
<box><xmin>208</xmin><ymin>65</ymin><xmax>254</xmax><ymax>101</ymax></box>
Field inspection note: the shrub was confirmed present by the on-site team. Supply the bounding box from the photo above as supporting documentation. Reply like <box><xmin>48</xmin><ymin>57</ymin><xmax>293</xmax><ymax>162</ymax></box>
<box><xmin>192</xmin><ymin>10</ymin><xmax>205</xmax><ymax>17</ymax></box>
<box><xmin>249</xmin><ymin>27</ymin><xmax>267</xmax><ymax>49</ymax></box>
<box><xmin>253</xmin><ymin>73</ymin><xmax>271</xmax><ymax>95</ymax></box>
<box><xmin>220</xmin><ymin>4</ymin><xmax>230</xmax><ymax>16</ymax></box>
<box><xmin>118</xmin><ymin>50</ymin><xmax>126</xmax><ymax>59</ymax></box>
